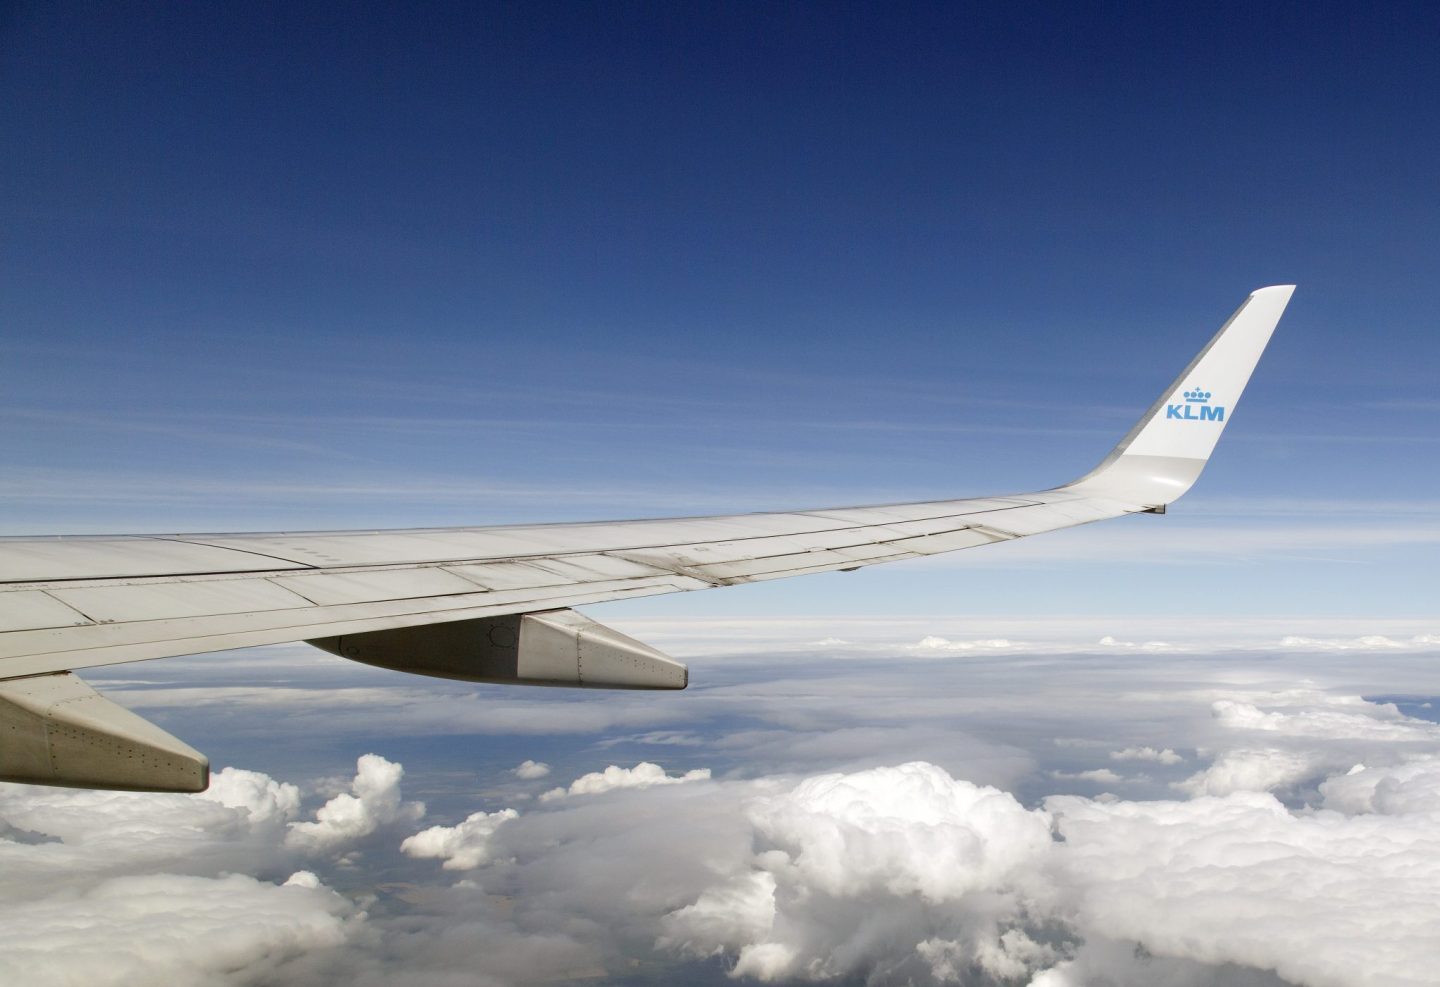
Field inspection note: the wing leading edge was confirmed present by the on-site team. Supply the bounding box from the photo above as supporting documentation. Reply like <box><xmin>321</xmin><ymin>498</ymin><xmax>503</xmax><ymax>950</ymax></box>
<box><xmin>0</xmin><ymin>287</ymin><xmax>1293</xmax><ymax>791</ymax></box>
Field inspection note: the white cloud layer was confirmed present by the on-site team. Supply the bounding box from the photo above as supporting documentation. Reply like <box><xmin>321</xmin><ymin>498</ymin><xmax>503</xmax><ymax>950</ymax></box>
<box><xmin>402</xmin><ymin>808</ymin><xmax>518</xmax><ymax>870</ymax></box>
<box><xmin>0</xmin><ymin>873</ymin><xmax>352</xmax><ymax>987</ymax></box>
<box><xmin>589</xmin><ymin>614</ymin><xmax>1440</xmax><ymax>663</ymax></box>
<box><xmin>1174</xmin><ymin>747</ymin><xmax>1326</xmax><ymax>797</ymax></box>
<box><xmin>1319</xmin><ymin>756</ymin><xmax>1440</xmax><ymax>816</ymax></box>
<box><xmin>650</xmin><ymin>747</ymin><xmax>1440</xmax><ymax>986</ymax></box>
<box><xmin>285</xmin><ymin>754</ymin><xmax>424</xmax><ymax>853</ymax></box>
<box><xmin>1279</xmin><ymin>633</ymin><xmax>1440</xmax><ymax>651</ymax></box>
<box><xmin>199</xmin><ymin>766</ymin><xmax>301</xmax><ymax>823</ymax></box>
<box><xmin>0</xmin><ymin>768</ymin><xmax>362</xmax><ymax>987</ymax></box>
<box><xmin>746</xmin><ymin>762</ymin><xmax>1051</xmax><ymax>902</ymax></box>
<box><xmin>7</xmin><ymin>641</ymin><xmax>1440</xmax><ymax>986</ymax></box>
<box><xmin>1110</xmin><ymin>746</ymin><xmax>1183</xmax><ymax>764</ymax></box>
<box><xmin>1048</xmin><ymin>790</ymin><xmax>1440</xmax><ymax>987</ymax></box>
<box><xmin>1051</xmin><ymin>767</ymin><xmax>1124</xmax><ymax>783</ymax></box>
<box><xmin>538</xmin><ymin>761</ymin><xmax>711</xmax><ymax>801</ymax></box>
<box><xmin>908</xmin><ymin>635</ymin><xmax>1018</xmax><ymax>653</ymax></box>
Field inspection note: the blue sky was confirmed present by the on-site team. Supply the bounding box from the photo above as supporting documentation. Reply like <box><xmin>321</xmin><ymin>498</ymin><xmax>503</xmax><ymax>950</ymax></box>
<box><xmin>5</xmin><ymin>7</ymin><xmax>1440</xmax><ymax>987</ymax></box>
<box><xmin>4</xmin><ymin>3</ymin><xmax>1439</xmax><ymax>617</ymax></box>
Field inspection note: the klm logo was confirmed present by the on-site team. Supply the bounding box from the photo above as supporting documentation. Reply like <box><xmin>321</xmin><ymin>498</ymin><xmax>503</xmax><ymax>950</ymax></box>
<box><xmin>1167</xmin><ymin>386</ymin><xmax>1225</xmax><ymax>422</ymax></box>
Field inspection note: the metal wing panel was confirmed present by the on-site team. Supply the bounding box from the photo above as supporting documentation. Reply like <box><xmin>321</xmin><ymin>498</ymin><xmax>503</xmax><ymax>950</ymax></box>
<box><xmin>270</xmin><ymin>568</ymin><xmax>488</xmax><ymax>606</ymax></box>
<box><xmin>0</xmin><ymin>537</ymin><xmax>311</xmax><ymax>582</ymax></box>
<box><xmin>442</xmin><ymin>560</ymin><xmax>594</xmax><ymax>590</ymax></box>
<box><xmin>186</xmin><ymin>530</ymin><xmax>549</xmax><ymax>567</ymax></box>
<box><xmin>183</xmin><ymin>513</ymin><xmax>857</xmax><ymax>566</ymax></box>
<box><xmin>48</xmin><ymin>579</ymin><xmax>316</xmax><ymax>624</ymax></box>
<box><xmin>0</xmin><ymin>572</ymin><xmax>714</xmax><ymax>678</ymax></box>
<box><xmin>527</xmin><ymin>555</ymin><xmax>663</xmax><ymax>580</ymax></box>
<box><xmin>0</xmin><ymin>591</ymin><xmax>95</xmax><ymax>633</ymax></box>
<box><xmin>881</xmin><ymin>528</ymin><xmax>1010</xmax><ymax>555</ymax></box>
<box><xmin>0</xmin><ymin>492</ymin><xmax>1140</xmax><ymax>677</ymax></box>
<box><xmin>798</xmin><ymin>498</ymin><xmax>1041</xmax><ymax>523</ymax></box>
<box><xmin>955</xmin><ymin>502</ymin><xmax>1113</xmax><ymax>537</ymax></box>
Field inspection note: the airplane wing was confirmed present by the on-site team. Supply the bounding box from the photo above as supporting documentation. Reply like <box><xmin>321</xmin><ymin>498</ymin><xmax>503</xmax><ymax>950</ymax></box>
<box><xmin>0</xmin><ymin>286</ymin><xmax>1295</xmax><ymax>791</ymax></box>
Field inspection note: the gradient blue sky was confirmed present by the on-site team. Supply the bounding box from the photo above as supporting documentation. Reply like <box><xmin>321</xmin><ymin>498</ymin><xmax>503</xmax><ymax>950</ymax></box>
<box><xmin>3</xmin><ymin>2</ymin><xmax>1437</xmax><ymax>620</ymax></box>
<box><xmin>5</xmin><ymin>10</ymin><xmax>1440</xmax><ymax>986</ymax></box>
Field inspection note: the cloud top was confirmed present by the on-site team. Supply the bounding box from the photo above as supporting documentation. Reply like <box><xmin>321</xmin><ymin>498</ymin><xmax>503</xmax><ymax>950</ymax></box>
<box><xmin>402</xmin><ymin>808</ymin><xmax>518</xmax><ymax>870</ymax></box>
<box><xmin>539</xmin><ymin>762</ymin><xmax>711</xmax><ymax>802</ymax></box>
<box><xmin>286</xmin><ymin>754</ymin><xmax>424</xmax><ymax>853</ymax></box>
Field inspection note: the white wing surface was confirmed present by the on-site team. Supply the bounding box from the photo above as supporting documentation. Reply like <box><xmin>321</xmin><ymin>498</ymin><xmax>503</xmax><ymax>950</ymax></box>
<box><xmin>0</xmin><ymin>287</ymin><xmax>1293</xmax><ymax>791</ymax></box>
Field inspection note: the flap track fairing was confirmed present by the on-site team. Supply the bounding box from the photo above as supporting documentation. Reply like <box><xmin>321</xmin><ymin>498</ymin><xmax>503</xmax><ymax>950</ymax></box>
<box><xmin>309</xmin><ymin>608</ymin><xmax>688</xmax><ymax>690</ymax></box>
<box><xmin>0</xmin><ymin>672</ymin><xmax>209</xmax><ymax>792</ymax></box>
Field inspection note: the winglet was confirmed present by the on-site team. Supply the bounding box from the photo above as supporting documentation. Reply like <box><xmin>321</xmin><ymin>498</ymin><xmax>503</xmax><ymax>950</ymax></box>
<box><xmin>1063</xmin><ymin>285</ymin><xmax>1295</xmax><ymax>507</ymax></box>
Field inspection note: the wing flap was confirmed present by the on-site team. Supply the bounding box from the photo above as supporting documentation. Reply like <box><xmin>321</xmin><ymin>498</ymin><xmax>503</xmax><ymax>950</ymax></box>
<box><xmin>0</xmin><ymin>591</ymin><xmax>95</xmax><ymax>633</ymax></box>
<box><xmin>0</xmin><ymin>573</ymin><xmax>714</xmax><ymax>675</ymax></box>
<box><xmin>50</xmin><ymin>578</ymin><xmax>316</xmax><ymax>623</ymax></box>
<box><xmin>0</xmin><ymin>536</ymin><xmax>312</xmax><ymax>582</ymax></box>
<box><xmin>271</xmin><ymin>567</ymin><xmax>488</xmax><ymax>606</ymax></box>
<box><xmin>800</xmin><ymin>498</ymin><xmax>1040</xmax><ymax>523</ymax></box>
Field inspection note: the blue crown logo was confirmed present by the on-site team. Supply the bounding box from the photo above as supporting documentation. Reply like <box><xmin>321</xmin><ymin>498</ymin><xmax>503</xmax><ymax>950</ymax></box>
<box><xmin>1183</xmin><ymin>387</ymin><xmax>1211</xmax><ymax>403</ymax></box>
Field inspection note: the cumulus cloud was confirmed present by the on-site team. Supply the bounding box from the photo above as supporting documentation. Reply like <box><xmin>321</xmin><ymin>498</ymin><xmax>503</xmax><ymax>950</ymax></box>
<box><xmin>11</xmin><ymin>637</ymin><xmax>1440</xmax><ymax>987</ymax></box>
<box><xmin>747</xmin><ymin>762</ymin><xmax>1050</xmax><ymax>902</ymax></box>
<box><xmin>1051</xmin><ymin>767</ymin><xmax>1124</xmax><ymax>784</ymax></box>
<box><xmin>198</xmin><ymin>766</ymin><xmax>301</xmax><ymax>823</ymax></box>
<box><xmin>284</xmin><ymin>869</ymin><xmax>322</xmax><ymax>888</ymax></box>
<box><xmin>917</xmin><ymin>930</ymin><xmax>1060</xmax><ymax>983</ymax></box>
<box><xmin>659</xmin><ymin>871</ymin><xmax>778</xmax><ymax>959</ymax></box>
<box><xmin>0</xmin><ymin>767</ymin><xmax>361</xmax><ymax>987</ymax></box>
<box><xmin>8</xmin><ymin>724</ymin><xmax>1440</xmax><ymax>987</ymax></box>
<box><xmin>1319</xmin><ymin>756</ymin><xmax>1440</xmax><ymax>815</ymax></box>
<box><xmin>1048</xmin><ymin>790</ymin><xmax>1440</xmax><ymax>987</ymax></box>
<box><xmin>1110</xmin><ymin>746</ymin><xmax>1183</xmax><ymax>765</ymax></box>
<box><xmin>642</xmin><ymin>682</ymin><xmax>1440</xmax><ymax>985</ymax></box>
<box><xmin>285</xmin><ymin>754</ymin><xmax>424</xmax><ymax>854</ymax></box>
<box><xmin>1209</xmin><ymin>695</ymin><xmax>1438</xmax><ymax>742</ymax></box>
<box><xmin>908</xmin><ymin>636</ymin><xmax>1017</xmax><ymax>653</ymax></box>
<box><xmin>401</xmin><ymin>808</ymin><xmax>519</xmax><ymax>870</ymax></box>
<box><xmin>538</xmin><ymin>762</ymin><xmax>711</xmax><ymax>801</ymax></box>
<box><xmin>0</xmin><ymin>873</ymin><xmax>353</xmax><ymax>987</ymax></box>
<box><xmin>650</xmin><ymin>749</ymin><xmax>1440</xmax><ymax>986</ymax></box>
<box><xmin>1278</xmin><ymin>633</ymin><xmax>1440</xmax><ymax>651</ymax></box>
<box><xmin>112</xmin><ymin>739</ymin><xmax>1435</xmax><ymax>987</ymax></box>
<box><xmin>1173</xmin><ymin>747</ymin><xmax>1325</xmax><ymax>797</ymax></box>
<box><xmin>0</xmin><ymin>771</ymin><xmax>299</xmax><ymax>884</ymax></box>
<box><xmin>513</xmin><ymin>759</ymin><xmax>551</xmax><ymax>779</ymax></box>
<box><xmin>1097</xmin><ymin>635</ymin><xmax>1170</xmax><ymax>650</ymax></box>
<box><xmin>1168</xmin><ymin>692</ymin><xmax>1440</xmax><ymax>798</ymax></box>
<box><xmin>661</xmin><ymin>762</ymin><xmax>1058</xmax><ymax>982</ymax></box>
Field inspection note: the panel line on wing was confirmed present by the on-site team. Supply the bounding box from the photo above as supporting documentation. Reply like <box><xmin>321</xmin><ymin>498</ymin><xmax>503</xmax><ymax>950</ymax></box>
<box><xmin>153</xmin><ymin>536</ymin><xmax>329</xmax><ymax>572</ymax></box>
<box><xmin>0</xmin><ymin>590</ymin><xmax>98</xmax><ymax>633</ymax></box>
<box><xmin>0</xmin><ymin>576</ymin><xmax>713</xmax><ymax>677</ymax></box>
